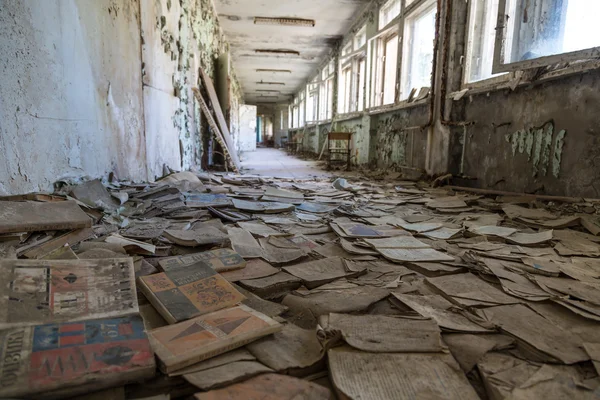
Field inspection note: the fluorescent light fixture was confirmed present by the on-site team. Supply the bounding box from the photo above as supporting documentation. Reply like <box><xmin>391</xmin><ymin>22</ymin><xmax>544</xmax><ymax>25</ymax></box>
<box><xmin>255</xmin><ymin>49</ymin><xmax>300</xmax><ymax>56</ymax></box>
<box><xmin>256</xmin><ymin>81</ymin><xmax>286</xmax><ymax>85</ymax></box>
<box><xmin>256</xmin><ymin>89</ymin><xmax>280</xmax><ymax>93</ymax></box>
<box><xmin>256</xmin><ymin>69</ymin><xmax>292</xmax><ymax>73</ymax></box>
<box><xmin>254</xmin><ymin>17</ymin><xmax>315</xmax><ymax>27</ymax></box>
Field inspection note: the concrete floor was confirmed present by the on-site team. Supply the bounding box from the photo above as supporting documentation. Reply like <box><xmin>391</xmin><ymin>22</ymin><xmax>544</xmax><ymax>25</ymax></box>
<box><xmin>240</xmin><ymin>148</ymin><xmax>332</xmax><ymax>179</ymax></box>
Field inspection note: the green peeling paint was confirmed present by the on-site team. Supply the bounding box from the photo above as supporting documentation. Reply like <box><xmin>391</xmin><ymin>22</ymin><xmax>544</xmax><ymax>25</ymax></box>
<box><xmin>553</xmin><ymin>130</ymin><xmax>566</xmax><ymax>178</ymax></box>
<box><xmin>505</xmin><ymin>121</ymin><xmax>566</xmax><ymax>179</ymax></box>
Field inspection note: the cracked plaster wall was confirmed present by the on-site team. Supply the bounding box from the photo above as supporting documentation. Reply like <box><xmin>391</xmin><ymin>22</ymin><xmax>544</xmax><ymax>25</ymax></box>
<box><xmin>141</xmin><ymin>0</ymin><xmax>243</xmax><ymax>180</ymax></box>
<box><xmin>0</xmin><ymin>0</ymin><xmax>146</xmax><ymax>195</ymax></box>
<box><xmin>0</xmin><ymin>0</ymin><xmax>243</xmax><ymax>194</ymax></box>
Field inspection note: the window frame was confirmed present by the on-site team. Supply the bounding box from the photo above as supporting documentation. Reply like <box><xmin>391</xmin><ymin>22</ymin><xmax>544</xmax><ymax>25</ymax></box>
<box><xmin>492</xmin><ymin>0</ymin><xmax>600</xmax><ymax>74</ymax></box>
<box><xmin>338</xmin><ymin>29</ymin><xmax>368</xmax><ymax>116</ymax></box>
<box><xmin>400</xmin><ymin>0</ymin><xmax>437</xmax><ymax>101</ymax></box>
<box><xmin>368</xmin><ymin>0</ymin><xmax>437</xmax><ymax>110</ymax></box>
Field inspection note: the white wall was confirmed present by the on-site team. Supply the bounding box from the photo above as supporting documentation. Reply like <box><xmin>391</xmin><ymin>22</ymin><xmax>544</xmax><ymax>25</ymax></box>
<box><xmin>0</xmin><ymin>0</ymin><xmax>147</xmax><ymax>194</ymax></box>
<box><xmin>239</xmin><ymin>105</ymin><xmax>257</xmax><ymax>152</ymax></box>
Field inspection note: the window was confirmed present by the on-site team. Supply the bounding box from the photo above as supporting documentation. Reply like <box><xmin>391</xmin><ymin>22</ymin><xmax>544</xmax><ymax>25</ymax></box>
<box><xmin>299</xmin><ymin>100</ymin><xmax>305</xmax><ymax>128</ymax></box>
<box><xmin>494</xmin><ymin>0</ymin><xmax>600</xmax><ymax>72</ymax></box>
<box><xmin>401</xmin><ymin>1</ymin><xmax>436</xmax><ymax>100</ymax></box>
<box><xmin>379</xmin><ymin>0</ymin><xmax>401</xmax><ymax>29</ymax></box>
<box><xmin>372</xmin><ymin>31</ymin><xmax>399</xmax><ymax>107</ymax></box>
<box><xmin>357</xmin><ymin>58</ymin><xmax>366</xmax><ymax>111</ymax></box>
<box><xmin>338</xmin><ymin>22</ymin><xmax>368</xmax><ymax>115</ymax></box>
<box><xmin>306</xmin><ymin>82</ymin><xmax>318</xmax><ymax>124</ymax></box>
<box><xmin>465</xmin><ymin>0</ymin><xmax>503</xmax><ymax>83</ymax></box>
<box><xmin>354</xmin><ymin>25</ymin><xmax>367</xmax><ymax>49</ymax></box>
<box><xmin>319</xmin><ymin>66</ymin><xmax>334</xmax><ymax>120</ymax></box>
<box><xmin>288</xmin><ymin>106</ymin><xmax>293</xmax><ymax>129</ymax></box>
<box><xmin>338</xmin><ymin>66</ymin><xmax>352</xmax><ymax>113</ymax></box>
<box><xmin>383</xmin><ymin>35</ymin><xmax>399</xmax><ymax>104</ymax></box>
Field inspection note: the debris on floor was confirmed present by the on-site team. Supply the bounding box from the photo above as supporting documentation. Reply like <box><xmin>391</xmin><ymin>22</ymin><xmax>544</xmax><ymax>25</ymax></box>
<box><xmin>1</xmin><ymin>170</ymin><xmax>600</xmax><ymax>399</ymax></box>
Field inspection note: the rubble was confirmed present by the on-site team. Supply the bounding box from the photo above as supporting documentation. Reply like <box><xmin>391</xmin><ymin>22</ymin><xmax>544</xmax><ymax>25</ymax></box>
<box><xmin>1</xmin><ymin>169</ymin><xmax>600</xmax><ymax>399</ymax></box>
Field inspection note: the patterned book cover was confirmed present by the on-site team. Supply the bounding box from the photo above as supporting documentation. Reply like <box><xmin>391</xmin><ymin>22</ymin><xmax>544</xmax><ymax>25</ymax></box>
<box><xmin>158</xmin><ymin>248</ymin><xmax>246</xmax><ymax>273</ymax></box>
<box><xmin>138</xmin><ymin>262</ymin><xmax>245</xmax><ymax>324</ymax></box>
<box><xmin>0</xmin><ymin>316</ymin><xmax>155</xmax><ymax>398</ymax></box>
<box><xmin>0</xmin><ymin>259</ymin><xmax>138</xmax><ymax>329</ymax></box>
<box><xmin>148</xmin><ymin>304</ymin><xmax>282</xmax><ymax>373</ymax></box>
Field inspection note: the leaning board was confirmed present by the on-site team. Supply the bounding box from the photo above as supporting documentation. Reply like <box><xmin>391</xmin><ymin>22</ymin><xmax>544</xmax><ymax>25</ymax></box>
<box><xmin>199</xmin><ymin>69</ymin><xmax>242</xmax><ymax>171</ymax></box>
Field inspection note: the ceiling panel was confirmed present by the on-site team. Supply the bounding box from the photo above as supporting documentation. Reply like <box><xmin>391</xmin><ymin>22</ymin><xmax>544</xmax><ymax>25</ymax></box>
<box><xmin>213</xmin><ymin>0</ymin><xmax>370</xmax><ymax>104</ymax></box>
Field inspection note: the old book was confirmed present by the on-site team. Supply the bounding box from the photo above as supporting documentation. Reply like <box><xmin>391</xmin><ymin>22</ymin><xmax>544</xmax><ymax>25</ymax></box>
<box><xmin>137</xmin><ymin>262</ymin><xmax>245</xmax><ymax>324</ymax></box>
<box><xmin>158</xmin><ymin>249</ymin><xmax>246</xmax><ymax>273</ymax></box>
<box><xmin>193</xmin><ymin>373</ymin><xmax>332</xmax><ymax>400</ymax></box>
<box><xmin>41</xmin><ymin>245</ymin><xmax>79</xmax><ymax>260</ymax></box>
<box><xmin>233</xmin><ymin>284</ymin><xmax>289</xmax><ymax>318</ymax></box>
<box><xmin>480</xmin><ymin>304</ymin><xmax>589</xmax><ymax>364</ymax></box>
<box><xmin>70</xmin><ymin>179</ymin><xmax>120</xmax><ymax>209</ymax></box>
<box><xmin>282</xmin><ymin>257</ymin><xmax>366</xmax><ymax>289</ymax></box>
<box><xmin>246</xmin><ymin>323</ymin><xmax>325</xmax><ymax>375</ymax></box>
<box><xmin>0</xmin><ymin>316</ymin><xmax>155</xmax><ymax>399</ymax></box>
<box><xmin>148</xmin><ymin>304</ymin><xmax>282</xmax><ymax>373</ymax></box>
<box><xmin>163</xmin><ymin>229</ymin><xmax>229</xmax><ymax>247</ymax></box>
<box><xmin>184</xmin><ymin>361</ymin><xmax>273</xmax><ymax>391</ymax></box>
<box><xmin>237</xmin><ymin>221</ymin><xmax>286</xmax><ymax>237</ymax></box>
<box><xmin>238</xmin><ymin>272</ymin><xmax>302</xmax><ymax>299</ymax></box>
<box><xmin>426</xmin><ymin>273</ymin><xmax>520</xmax><ymax>307</ymax></box>
<box><xmin>319</xmin><ymin>313</ymin><xmax>444</xmax><ymax>353</ymax></box>
<box><xmin>0</xmin><ymin>201</ymin><xmax>92</xmax><ymax>234</ymax></box>
<box><xmin>0</xmin><ymin>259</ymin><xmax>138</xmax><ymax>329</ymax></box>
<box><xmin>443</xmin><ymin>333</ymin><xmax>515</xmax><ymax>373</ymax></box>
<box><xmin>392</xmin><ymin>293</ymin><xmax>491</xmax><ymax>333</ymax></box>
<box><xmin>23</xmin><ymin>228</ymin><xmax>95</xmax><ymax>259</ymax></box>
<box><xmin>328</xmin><ymin>346</ymin><xmax>480</xmax><ymax>400</ymax></box>
<box><xmin>169</xmin><ymin>348</ymin><xmax>256</xmax><ymax>377</ymax></box>
<box><xmin>220</xmin><ymin>258</ymin><xmax>279</xmax><ymax>282</ymax></box>
<box><xmin>232</xmin><ymin>198</ymin><xmax>295</xmax><ymax>214</ymax></box>
<box><xmin>227</xmin><ymin>227</ymin><xmax>264</xmax><ymax>258</ymax></box>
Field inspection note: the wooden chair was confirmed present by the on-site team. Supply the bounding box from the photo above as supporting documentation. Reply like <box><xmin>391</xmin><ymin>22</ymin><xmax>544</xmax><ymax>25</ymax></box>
<box><xmin>327</xmin><ymin>132</ymin><xmax>353</xmax><ymax>170</ymax></box>
<box><xmin>286</xmin><ymin>132</ymin><xmax>304</xmax><ymax>154</ymax></box>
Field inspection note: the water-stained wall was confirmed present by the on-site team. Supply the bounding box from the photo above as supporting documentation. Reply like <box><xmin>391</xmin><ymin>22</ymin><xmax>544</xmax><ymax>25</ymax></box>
<box><xmin>0</xmin><ymin>0</ymin><xmax>244</xmax><ymax>194</ymax></box>
<box><xmin>0</xmin><ymin>0</ymin><xmax>147</xmax><ymax>194</ymax></box>
<box><xmin>141</xmin><ymin>0</ymin><xmax>244</xmax><ymax>180</ymax></box>
<box><xmin>458</xmin><ymin>70</ymin><xmax>600</xmax><ymax>197</ymax></box>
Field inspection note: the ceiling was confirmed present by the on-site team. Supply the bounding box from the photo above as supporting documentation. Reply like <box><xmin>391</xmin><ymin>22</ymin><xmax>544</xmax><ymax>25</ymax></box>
<box><xmin>213</xmin><ymin>0</ymin><xmax>371</xmax><ymax>105</ymax></box>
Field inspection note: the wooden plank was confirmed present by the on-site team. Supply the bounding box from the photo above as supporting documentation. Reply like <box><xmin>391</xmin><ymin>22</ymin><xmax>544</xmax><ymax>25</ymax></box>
<box><xmin>199</xmin><ymin>70</ymin><xmax>242</xmax><ymax>171</ymax></box>
<box><xmin>192</xmin><ymin>88</ymin><xmax>240</xmax><ymax>172</ymax></box>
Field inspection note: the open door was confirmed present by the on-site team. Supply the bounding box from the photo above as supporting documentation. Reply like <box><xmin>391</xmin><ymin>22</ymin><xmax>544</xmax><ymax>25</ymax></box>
<box><xmin>239</xmin><ymin>105</ymin><xmax>257</xmax><ymax>152</ymax></box>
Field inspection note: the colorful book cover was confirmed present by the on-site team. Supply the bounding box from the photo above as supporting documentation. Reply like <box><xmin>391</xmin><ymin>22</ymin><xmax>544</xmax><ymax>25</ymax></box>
<box><xmin>0</xmin><ymin>259</ymin><xmax>138</xmax><ymax>329</ymax></box>
<box><xmin>158</xmin><ymin>248</ymin><xmax>246</xmax><ymax>273</ymax></box>
<box><xmin>148</xmin><ymin>304</ymin><xmax>282</xmax><ymax>373</ymax></box>
<box><xmin>138</xmin><ymin>262</ymin><xmax>246</xmax><ymax>324</ymax></box>
<box><xmin>0</xmin><ymin>316</ymin><xmax>155</xmax><ymax>398</ymax></box>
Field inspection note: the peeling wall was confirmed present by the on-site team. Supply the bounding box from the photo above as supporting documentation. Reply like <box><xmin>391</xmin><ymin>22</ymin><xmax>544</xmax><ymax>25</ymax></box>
<box><xmin>0</xmin><ymin>0</ymin><xmax>244</xmax><ymax>194</ymax></box>
<box><xmin>0</xmin><ymin>0</ymin><xmax>146</xmax><ymax>194</ymax></box>
<box><xmin>459</xmin><ymin>70</ymin><xmax>600</xmax><ymax>197</ymax></box>
<box><xmin>141</xmin><ymin>0</ymin><xmax>244</xmax><ymax>180</ymax></box>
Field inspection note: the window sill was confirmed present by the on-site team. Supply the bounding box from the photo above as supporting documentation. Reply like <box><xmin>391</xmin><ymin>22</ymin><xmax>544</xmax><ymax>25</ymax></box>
<box><xmin>453</xmin><ymin>60</ymin><xmax>600</xmax><ymax>99</ymax></box>
<box><xmin>334</xmin><ymin>112</ymin><xmax>365</xmax><ymax>122</ymax></box>
<box><xmin>367</xmin><ymin>98</ymin><xmax>429</xmax><ymax>115</ymax></box>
